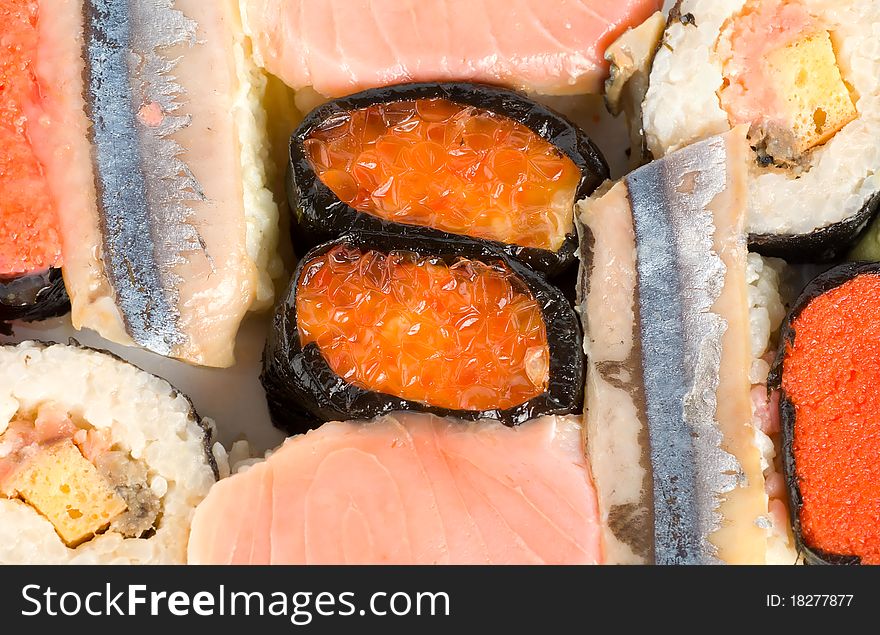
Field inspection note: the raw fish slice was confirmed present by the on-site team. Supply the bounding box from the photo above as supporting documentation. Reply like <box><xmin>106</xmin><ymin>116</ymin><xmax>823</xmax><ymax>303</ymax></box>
<box><xmin>60</xmin><ymin>0</ymin><xmax>281</xmax><ymax>367</ymax></box>
<box><xmin>187</xmin><ymin>413</ymin><xmax>602</xmax><ymax>565</ymax></box>
<box><xmin>241</xmin><ymin>0</ymin><xmax>663</xmax><ymax>98</ymax></box>
<box><xmin>578</xmin><ymin>129</ymin><xmax>773</xmax><ymax>564</ymax></box>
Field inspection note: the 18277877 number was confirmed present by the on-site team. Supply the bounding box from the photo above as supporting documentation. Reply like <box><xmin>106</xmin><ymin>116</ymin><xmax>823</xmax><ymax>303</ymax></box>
<box><xmin>766</xmin><ymin>595</ymin><xmax>854</xmax><ymax>607</ymax></box>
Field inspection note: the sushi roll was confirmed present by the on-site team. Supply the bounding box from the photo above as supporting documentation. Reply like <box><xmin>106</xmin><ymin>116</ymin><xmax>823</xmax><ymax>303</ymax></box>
<box><xmin>262</xmin><ymin>233</ymin><xmax>584</xmax><ymax>434</ymax></box>
<box><xmin>0</xmin><ymin>1</ymin><xmax>70</xmax><ymax>327</ymax></box>
<box><xmin>241</xmin><ymin>0</ymin><xmax>664</xmax><ymax>101</ymax></box>
<box><xmin>642</xmin><ymin>0</ymin><xmax>880</xmax><ymax>260</ymax></box>
<box><xmin>0</xmin><ymin>341</ymin><xmax>217</xmax><ymax>564</ymax></box>
<box><xmin>577</xmin><ymin>128</ymin><xmax>794</xmax><ymax>564</ymax></box>
<box><xmin>29</xmin><ymin>0</ymin><xmax>283</xmax><ymax>367</ymax></box>
<box><xmin>289</xmin><ymin>83</ymin><xmax>609</xmax><ymax>275</ymax></box>
<box><xmin>769</xmin><ymin>263</ymin><xmax>880</xmax><ymax>565</ymax></box>
<box><xmin>188</xmin><ymin>412</ymin><xmax>602</xmax><ymax>565</ymax></box>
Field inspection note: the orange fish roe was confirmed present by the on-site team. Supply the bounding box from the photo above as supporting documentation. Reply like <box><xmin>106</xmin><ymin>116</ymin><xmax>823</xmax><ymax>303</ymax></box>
<box><xmin>296</xmin><ymin>245</ymin><xmax>550</xmax><ymax>412</ymax></box>
<box><xmin>0</xmin><ymin>0</ymin><xmax>62</xmax><ymax>276</ymax></box>
<box><xmin>782</xmin><ymin>273</ymin><xmax>880</xmax><ymax>563</ymax></box>
<box><xmin>304</xmin><ymin>99</ymin><xmax>581</xmax><ymax>252</ymax></box>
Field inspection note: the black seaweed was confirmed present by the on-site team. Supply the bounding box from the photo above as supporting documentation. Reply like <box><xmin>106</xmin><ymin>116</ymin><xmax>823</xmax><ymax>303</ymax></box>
<box><xmin>0</xmin><ymin>268</ymin><xmax>70</xmax><ymax>331</ymax></box>
<box><xmin>769</xmin><ymin>262</ymin><xmax>880</xmax><ymax>566</ymax></box>
<box><xmin>287</xmin><ymin>82</ymin><xmax>609</xmax><ymax>277</ymax></box>
<box><xmin>750</xmin><ymin>192</ymin><xmax>880</xmax><ymax>262</ymax></box>
<box><xmin>261</xmin><ymin>233</ymin><xmax>585</xmax><ymax>435</ymax></box>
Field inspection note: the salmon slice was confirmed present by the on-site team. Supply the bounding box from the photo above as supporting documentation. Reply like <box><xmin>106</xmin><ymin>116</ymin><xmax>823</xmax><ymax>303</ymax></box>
<box><xmin>188</xmin><ymin>413</ymin><xmax>602</xmax><ymax>564</ymax></box>
<box><xmin>241</xmin><ymin>0</ymin><xmax>664</xmax><ymax>98</ymax></box>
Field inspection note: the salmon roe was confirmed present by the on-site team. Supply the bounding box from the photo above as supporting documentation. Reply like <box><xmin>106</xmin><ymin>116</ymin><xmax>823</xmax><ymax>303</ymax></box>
<box><xmin>304</xmin><ymin>98</ymin><xmax>580</xmax><ymax>252</ymax></box>
<box><xmin>0</xmin><ymin>0</ymin><xmax>62</xmax><ymax>276</ymax></box>
<box><xmin>782</xmin><ymin>274</ymin><xmax>880</xmax><ymax>563</ymax></box>
<box><xmin>296</xmin><ymin>245</ymin><xmax>550</xmax><ymax>412</ymax></box>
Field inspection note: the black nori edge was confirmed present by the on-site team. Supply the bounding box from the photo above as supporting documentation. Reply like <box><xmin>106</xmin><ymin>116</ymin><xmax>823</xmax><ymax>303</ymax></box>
<box><xmin>0</xmin><ymin>268</ymin><xmax>70</xmax><ymax>330</ymax></box>
<box><xmin>287</xmin><ymin>82</ymin><xmax>610</xmax><ymax>277</ymax></box>
<box><xmin>750</xmin><ymin>192</ymin><xmax>880</xmax><ymax>262</ymax></box>
<box><xmin>261</xmin><ymin>232</ymin><xmax>585</xmax><ymax>435</ymax></box>
<box><xmin>769</xmin><ymin>262</ymin><xmax>880</xmax><ymax>566</ymax></box>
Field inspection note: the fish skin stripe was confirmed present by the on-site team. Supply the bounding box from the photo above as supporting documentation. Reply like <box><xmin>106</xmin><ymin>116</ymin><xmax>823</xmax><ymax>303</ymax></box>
<box><xmin>83</xmin><ymin>0</ymin><xmax>205</xmax><ymax>356</ymax></box>
<box><xmin>625</xmin><ymin>135</ymin><xmax>739</xmax><ymax>565</ymax></box>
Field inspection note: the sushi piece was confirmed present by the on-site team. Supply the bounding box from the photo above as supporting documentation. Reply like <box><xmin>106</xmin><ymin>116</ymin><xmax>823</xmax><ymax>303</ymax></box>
<box><xmin>0</xmin><ymin>0</ymin><xmax>70</xmax><ymax>326</ymax></box>
<box><xmin>642</xmin><ymin>0</ymin><xmax>880</xmax><ymax>261</ymax></box>
<box><xmin>188</xmin><ymin>412</ymin><xmax>602</xmax><ymax>565</ymax></box>
<box><xmin>262</xmin><ymin>233</ymin><xmax>583</xmax><ymax>434</ymax></box>
<box><xmin>0</xmin><ymin>341</ymin><xmax>217</xmax><ymax>564</ymax></box>
<box><xmin>290</xmin><ymin>83</ymin><xmax>609</xmax><ymax>275</ymax></box>
<box><xmin>769</xmin><ymin>263</ymin><xmax>880</xmax><ymax>565</ymax></box>
<box><xmin>241</xmin><ymin>0</ymin><xmax>664</xmax><ymax>101</ymax></box>
<box><xmin>47</xmin><ymin>0</ymin><xmax>282</xmax><ymax>367</ymax></box>
<box><xmin>578</xmin><ymin>129</ymin><xmax>794</xmax><ymax>564</ymax></box>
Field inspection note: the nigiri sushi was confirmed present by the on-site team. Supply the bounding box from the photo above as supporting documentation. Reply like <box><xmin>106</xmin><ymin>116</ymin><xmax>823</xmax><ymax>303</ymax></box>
<box><xmin>188</xmin><ymin>413</ymin><xmax>602</xmax><ymax>565</ymax></box>
<box><xmin>577</xmin><ymin>128</ymin><xmax>794</xmax><ymax>564</ymax></box>
<box><xmin>21</xmin><ymin>0</ymin><xmax>283</xmax><ymax>367</ymax></box>
<box><xmin>241</xmin><ymin>0</ymin><xmax>664</xmax><ymax>101</ymax></box>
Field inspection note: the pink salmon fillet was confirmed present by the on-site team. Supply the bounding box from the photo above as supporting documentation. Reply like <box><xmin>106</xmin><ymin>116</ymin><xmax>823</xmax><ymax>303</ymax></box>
<box><xmin>188</xmin><ymin>413</ymin><xmax>602</xmax><ymax>564</ymax></box>
<box><xmin>242</xmin><ymin>0</ymin><xmax>664</xmax><ymax>97</ymax></box>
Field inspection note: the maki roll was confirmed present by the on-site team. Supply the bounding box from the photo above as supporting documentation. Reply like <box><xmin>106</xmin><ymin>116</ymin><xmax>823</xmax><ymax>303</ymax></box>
<box><xmin>578</xmin><ymin>129</ymin><xmax>794</xmax><ymax>564</ymax></box>
<box><xmin>0</xmin><ymin>341</ymin><xmax>217</xmax><ymax>564</ymax></box>
<box><xmin>262</xmin><ymin>233</ymin><xmax>583</xmax><ymax>434</ymax></box>
<box><xmin>770</xmin><ymin>263</ymin><xmax>880</xmax><ymax>565</ymax></box>
<box><xmin>289</xmin><ymin>83</ymin><xmax>609</xmax><ymax>275</ymax></box>
<box><xmin>189</xmin><ymin>413</ymin><xmax>602</xmax><ymax>565</ymax></box>
<box><xmin>642</xmin><ymin>0</ymin><xmax>880</xmax><ymax>260</ymax></box>
<box><xmin>0</xmin><ymin>0</ymin><xmax>70</xmax><ymax>327</ymax></box>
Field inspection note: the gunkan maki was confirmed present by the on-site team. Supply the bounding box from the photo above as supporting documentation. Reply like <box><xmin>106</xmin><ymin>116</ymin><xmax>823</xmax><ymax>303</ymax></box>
<box><xmin>288</xmin><ymin>82</ymin><xmax>609</xmax><ymax>276</ymax></box>
<box><xmin>262</xmin><ymin>233</ymin><xmax>584</xmax><ymax>434</ymax></box>
<box><xmin>770</xmin><ymin>262</ymin><xmax>880</xmax><ymax>565</ymax></box>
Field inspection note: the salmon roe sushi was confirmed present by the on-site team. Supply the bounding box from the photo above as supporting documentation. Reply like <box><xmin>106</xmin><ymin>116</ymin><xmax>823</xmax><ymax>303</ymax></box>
<box><xmin>782</xmin><ymin>272</ymin><xmax>880</xmax><ymax>563</ymax></box>
<box><xmin>296</xmin><ymin>245</ymin><xmax>550</xmax><ymax>412</ymax></box>
<box><xmin>304</xmin><ymin>98</ymin><xmax>581</xmax><ymax>252</ymax></box>
<box><xmin>0</xmin><ymin>0</ymin><xmax>62</xmax><ymax>277</ymax></box>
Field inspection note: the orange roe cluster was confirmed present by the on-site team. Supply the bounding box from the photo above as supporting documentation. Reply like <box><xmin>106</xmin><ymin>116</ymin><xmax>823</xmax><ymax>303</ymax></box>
<box><xmin>0</xmin><ymin>0</ymin><xmax>62</xmax><ymax>276</ymax></box>
<box><xmin>782</xmin><ymin>274</ymin><xmax>880</xmax><ymax>564</ymax></box>
<box><xmin>296</xmin><ymin>245</ymin><xmax>550</xmax><ymax>412</ymax></box>
<box><xmin>304</xmin><ymin>98</ymin><xmax>580</xmax><ymax>252</ymax></box>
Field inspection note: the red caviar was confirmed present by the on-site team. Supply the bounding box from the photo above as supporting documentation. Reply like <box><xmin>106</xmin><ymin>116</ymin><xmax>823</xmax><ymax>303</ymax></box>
<box><xmin>782</xmin><ymin>273</ymin><xmax>880</xmax><ymax>563</ymax></box>
<box><xmin>304</xmin><ymin>98</ymin><xmax>580</xmax><ymax>252</ymax></box>
<box><xmin>296</xmin><ymin>245</ymin><xmax>550</xmax><ymax>412</ymax></box>
<box><xmin>0</xmin><ymin>0</ymin><xmax>62</xmax><ymax>276</ymax></box>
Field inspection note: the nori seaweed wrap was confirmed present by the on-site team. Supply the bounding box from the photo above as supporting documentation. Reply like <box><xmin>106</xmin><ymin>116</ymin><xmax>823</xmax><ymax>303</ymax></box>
<box><xmin>262</xmin><ymin>233</ymin><xmax>584</xmax><ymax>435</ymax></box>
<box><xmin>0</xmin><ymin>269</ymin><xmax>69</xmax><ymax>332</ymax></box>
<box><xmin>288</xmin><ymin>82</ymin><xmax>609</xmax><ymax>276</ymax></box>
<box><xmin>770</xmin><ymin>262</ymin><xmax>880</xmax><ymax>565</ymax></box>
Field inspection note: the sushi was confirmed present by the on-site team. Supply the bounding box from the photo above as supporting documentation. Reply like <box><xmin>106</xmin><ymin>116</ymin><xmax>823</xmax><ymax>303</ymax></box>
<box><xmin>188</xmin><ymin>413</ymin><xmax>602</xmax><ymax>565</ymax></box>
<box><xmin>33</xmin><ymin>0</ymin><xmax>283</xmax><ymax>367</ymax></box>
<box><xmin>0</xmin><ymin>0</ymin><xmax>70</xmax><ymax>327</ymax></box>
<box><xmin>769</xmin><ymin>263</ymin><xmax>880</xmax><ymax>565</ymax></box>
<box><xmin>0</xmin><ymin>341</ymin><xmax>217</xmax><ymax>564</ymax></box>
<box><xmin>262</xmin><ymin>233</ymin><xmax>583</xmax><ymax>434</ymax></box>
<box><xmin>241</xmin><ymin>0</ymin><xmax>664</xmax><ymax>101</ymax></box>
<box><xmin>289</xmin><ymin>83</ymin><xmax>609</xmax><ymax>274</ymax></box>
<box><xmin>577</xmin><ymin>128</ymin><xmax>793</xmax><ymax>564</ymax></box>
<box><xmin>642</xmin><ymin>0</ymin><xmax>880</xmax><ymax>260</ymax></box>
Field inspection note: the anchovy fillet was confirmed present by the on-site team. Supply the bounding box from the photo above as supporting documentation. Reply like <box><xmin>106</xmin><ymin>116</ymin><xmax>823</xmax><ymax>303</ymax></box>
<box><xmin>624</xmin><ymin>135</ymin><xmax>741</xmax><ymax>565</ymax></box>
<box><xmin>82</xmin><ymin>0</ymin><xmax>202</xmax><ymax>355</ymax></box>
